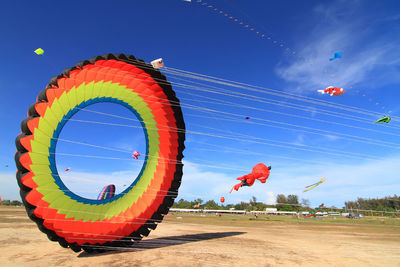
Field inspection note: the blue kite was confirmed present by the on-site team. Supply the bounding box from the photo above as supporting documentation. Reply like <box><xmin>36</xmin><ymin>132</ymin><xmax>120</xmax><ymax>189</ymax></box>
<box><xmin>329</xmin><ymin>52</ymin><xmax>342</xmax><ymax>61</ymax></box>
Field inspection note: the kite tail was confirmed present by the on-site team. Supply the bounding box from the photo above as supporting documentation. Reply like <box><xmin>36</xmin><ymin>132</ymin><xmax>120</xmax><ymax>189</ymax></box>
<box><xmin>305</xmin><ymin>182</ymin><xmax>318</xmax><ymax>188</ymax></box>
<box><xmin>229</xmin><ymin>186</ymin><xmax>234</xmax><ymax>194</ymax></box>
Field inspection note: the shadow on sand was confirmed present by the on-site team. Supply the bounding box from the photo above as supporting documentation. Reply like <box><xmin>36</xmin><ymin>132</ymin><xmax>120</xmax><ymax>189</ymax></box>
<box><xmin>78</xmin><ymin>231</ymin><xmax>245</xmax><ymax>257</ymax></box>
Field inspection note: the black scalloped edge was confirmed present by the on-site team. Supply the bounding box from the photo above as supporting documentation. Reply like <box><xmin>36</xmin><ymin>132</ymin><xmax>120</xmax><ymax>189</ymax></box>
<box><xmin>15</xmin><ymin>53</ymin><xmax>186</xmax><ymax>253</ymax></box>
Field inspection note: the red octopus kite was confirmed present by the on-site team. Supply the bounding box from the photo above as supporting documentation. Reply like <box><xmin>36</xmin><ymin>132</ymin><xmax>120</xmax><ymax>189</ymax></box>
<box><xmin>230</xmin><ymin>163</ymin><xmax>271</xmax><ymax>193</ymax></box>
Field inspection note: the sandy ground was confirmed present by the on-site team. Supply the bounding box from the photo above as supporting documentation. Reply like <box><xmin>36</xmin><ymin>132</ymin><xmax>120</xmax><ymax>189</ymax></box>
<box><xmin>1</xmin><ymin>209</ymin><xmax>400</xmax><ymax>267</ymax></box>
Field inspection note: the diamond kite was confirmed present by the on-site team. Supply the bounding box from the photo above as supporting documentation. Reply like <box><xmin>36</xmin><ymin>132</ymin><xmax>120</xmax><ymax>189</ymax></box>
<box><xmin>374</xmin><ymin>116</ymin><xmax>391</xmax><ymax>123</ymax></box>
<box><xmin>34</xmin><ymin>48</ymin><xmax>44</xmax><ymax>55</ymax></box>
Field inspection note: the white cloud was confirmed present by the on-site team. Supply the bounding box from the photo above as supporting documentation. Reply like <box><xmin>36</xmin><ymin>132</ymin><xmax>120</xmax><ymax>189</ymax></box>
<box><xmin>266</xmin><ymin>154</ymin><xmax>400</xmax><ymax>207</ymax></box>
<box><xmin>276</xmin><ymin>1</ymin><xmax>400</xmax><ymax>93</ymax></box>
<box><xmin>179</xmin><ymin>155</ymin><xmax>400</xmax><ymax>207</ymax></box>
<box><xmin>266</xmin><ymin>191</ymin><xmax>275</xmax><ymax>205</ymax></box>
<box><xmin>324</xmin><ymin>134</ymin><xmax>340</xmax><ymax>141</ymax></box>
<box><xmin>3</xmin><ymin>155</ymin><xmax>399</xmax><ymax>208</ymax></box>
<box><xmin>0</xmin><ymin>169</ymin><xmax>143</xmax><ymax>201</ymax></box>
<box><xmin>0</xmin><ymin>172</ymin><xmax>20</xmax><ymax>201</ymax></box>
<box><xmin>308</xmin><ymin>106</ymin><xmax>318</xmax><ymax>117</ymax></box>
<box><xmin>61</xmin><ymin>169</ymin><xmax>142</xmax><ymax>199</ymax></box>
<box><xmin>177</xmin><ymin>161</ymin><xmax>235</xmax><ymax>200</ymax></box>
<box><xmin>292</xmin><ymin>133</ymin><xmax>306</xmax><ymax>146</ymax></box>
<box><xmin>380</xmin><ymin>13</ymin><xmax>400</xmax><ymax>22</ymax></box>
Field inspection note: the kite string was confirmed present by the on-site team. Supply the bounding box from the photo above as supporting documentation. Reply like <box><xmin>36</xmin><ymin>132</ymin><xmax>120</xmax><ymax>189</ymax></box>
<box><xmin>60</xmin><ymin>119</ymin><xmax>382</xmax><ymax>160</ymax></box>
<box><xmin>56</xmin><ymin>64</ymin><xmax>400</xmax><ymax>130</ymax></box>
<box><xmin>49</xmin><ymin>61</ymin><xmax>400</xmax><ymax>131</ymax></box>
<box><xmin>50</xmin><ymin>75</ymin><xmax>400</xmax><ymax>150</ymax></box>
<box><xmin>172</xmin><ymin>88</ymin><xmax>400</xmax><ymax>137</ymax></box>
<box><xmin>181</xmin><ymin>0</ymin><xmax>395</xmax><ymax>118</ymax></box>
<box><xmin>46</xmin><ymin>101</ymin><xmax>387</xmax><ymax>161</ymax></box>
<box><xmin>68</xmin><ymin>108</ymin><xmax>384</xmax><ymax>159</ymax></box>
<box><xmin>67</xmin><ymin>108</ymin><xmax>400</xmax><ymax>150</ymax></box>
<box><xmin>61</xmin><ymin>57</ymin><xmax>396</xmax><ymax>122</ymax></box>
<box><xmin>163</xmin><ymin>67</ymin><xmax>380</xmax><ymax>118</ymax></box>
<box><xmin>161</xmin><ymin>61</ymin><xmax>391</xmax><ymax>118</ymax></box>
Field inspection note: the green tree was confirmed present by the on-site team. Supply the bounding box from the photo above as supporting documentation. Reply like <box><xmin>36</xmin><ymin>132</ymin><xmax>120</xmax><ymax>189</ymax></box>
<box><xmin>287</xmin><ymin>195</ymin><xmax>299</xmax><ymax>205</ymax></box>
<box><xmin>1</xmin><ymin>200</ymin><xmax>11</xmax><ymax>206</ymax></box>
<box><xmin>250</xmin><ymin>196</ymin><xmax>257</xmax><ymax>206</ymax></box>
<box><xmin>194</xmin><ymin>198</ymin><xmax>203</xmax><ymax>205</ymax></box>
<box><xmin>301</xmin><ymin>198</ymin><xmax>310</xmax><ymax>208</ymax></box>
<box><xmin>276</xmin><ymin>194</ymin><xmax>287</xmax><ymax>204</ymax></box>
<box><xmin>173</xmin><ymin>198</ymin><xmax>191</xmax><ymax>208</ymax></box>
<box><xmin>234</xmin><ymin>201</ymin><xmax>249</xmax><ymax>211</ymax></box>
<box><xmin>204</xmin><ymin>200</ymin><xmax>219</xmax><ymax>209</ymax></box>
<box><xmin>11</xmin><ymin>200</ymin><xmax>22</xmax><ymax>206</ymax></box>
<box><xmin>278</xmin><ymin>205</ymin><xmax>293</xmax><ymax>211</ymax></box>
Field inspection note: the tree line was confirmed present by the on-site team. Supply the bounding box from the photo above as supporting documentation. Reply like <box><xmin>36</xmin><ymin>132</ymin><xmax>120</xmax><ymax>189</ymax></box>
<box><xmin>3</xmin><ymin>195</ymin><xmax>399</xmax><ymax>213</ymax></box>
<box><xmin>345</xmin><ymin>195</ymin><xmax>400</xmax><ymax>212</ymax></box>
<box><xmin>172</xmin><ymin>194</ymin><xmax>400</xmax><ymax>213</ymax></box>
<box><xmin>172</xmin><ymin>194</ymin><xmax>315</xmax><ymax>212</ymax></box>
<box><xmin>0</xmin><ymin>200</ymin><xmax>23</xmax><ymax>206</ymax></box>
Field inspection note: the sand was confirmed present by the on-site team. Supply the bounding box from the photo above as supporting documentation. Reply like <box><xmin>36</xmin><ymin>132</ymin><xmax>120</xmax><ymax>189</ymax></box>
<box><xmin>1</xmin><ymin>208</ymin><xmax>399</xmax><ymax>267</ymax></box>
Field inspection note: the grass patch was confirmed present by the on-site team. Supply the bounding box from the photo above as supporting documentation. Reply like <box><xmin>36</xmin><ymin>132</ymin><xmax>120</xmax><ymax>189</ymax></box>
<box><xmin>165</xmin><ymin>212</ymin><xmax>400</xmax><ymax>234</ymax></box>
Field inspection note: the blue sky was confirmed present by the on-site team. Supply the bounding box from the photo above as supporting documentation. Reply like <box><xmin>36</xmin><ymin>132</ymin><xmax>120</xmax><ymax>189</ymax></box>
<box><xmin>1</xmin><ymin>0</ymin><xmax>400</xmax><ymax>208</ymax></box>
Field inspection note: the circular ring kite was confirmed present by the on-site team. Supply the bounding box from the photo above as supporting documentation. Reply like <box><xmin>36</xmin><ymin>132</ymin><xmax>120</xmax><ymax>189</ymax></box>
<box><xmin>15</xmin><ymin>53</ymin><xmax>185</xmax><ymax>252</ymax></box>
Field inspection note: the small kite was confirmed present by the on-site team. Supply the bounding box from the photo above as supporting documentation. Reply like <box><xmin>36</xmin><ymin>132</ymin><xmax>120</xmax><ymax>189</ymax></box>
<box><xmin>151</xmin><ymin>58</ymin><xmax>164</xmax><ymax>69</ymax></box>
<box><xmin>5</xmin><ymin>165</ymin><xmax>8</xmax><ymax>167</ymax></box>
<box><xmin>329</xmin><ymin>52</ymin><xmax>342</xmax><ymax>61</ymax></box>
<box><xmin>303</xmin><ymin>177</ymin><xmax>326</xmax><ymax>192</ymax></box>
<box><xmin>245</xmin><ymin>116</ymin><xmax>250</xmax><ymax>120</ymax></box>
<box><xmin>220</xmin><ymin>196</ymin><xmax>225</xmax><ymax>203</ymax></box>
<box><xmin>317</xmin><ymin>86</ymin><xmax>345</xmax><ymax>96</ymax></box>
<box><xmin>132</xmin><ymin>150</ymin><xmax>141</xmax><ymax>159</ymax></box>
<box><xmin>34</xmin><ymin>48</ymin><xmax>44</xmax><ymax>55</ymax></box>
<box><xmin>230</xmin><ymin>163</ymin><xmax>271</xmax><ymax>193</ymax></box>
<box><xmin>64</xmin><ymin>168</ymin><xmax>70</xmax><ymax>171</ymax></box>
<box><xmin>97</xmin><ymin>184</ymin><xmax>116</xmax><ymax>200</ymax></box>
<box><xmin>374</xmin><ymin>116</ymin><xmax>391</xmax><ymax>123</ymax></box>
<box><xmin>304</xmin><ymin>203</ymin><xmax>325</xmax><ymax>217</ymax></box>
